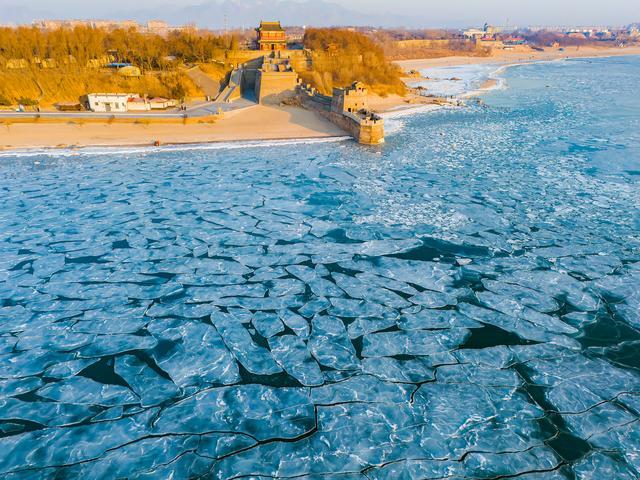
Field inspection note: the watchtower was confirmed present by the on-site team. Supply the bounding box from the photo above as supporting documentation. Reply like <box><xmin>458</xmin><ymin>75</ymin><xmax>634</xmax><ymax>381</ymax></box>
<box><xmin>256</xmin><ymin>21</ymin><xmax>287</xmax><ymax>51</ymax></box>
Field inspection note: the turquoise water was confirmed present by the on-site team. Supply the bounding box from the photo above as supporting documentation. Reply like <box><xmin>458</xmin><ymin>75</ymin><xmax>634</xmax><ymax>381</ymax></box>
<box><xmin>1</xmin><ymin>56</ymin><xmax>639</xmax><ymax>479</ymax></box>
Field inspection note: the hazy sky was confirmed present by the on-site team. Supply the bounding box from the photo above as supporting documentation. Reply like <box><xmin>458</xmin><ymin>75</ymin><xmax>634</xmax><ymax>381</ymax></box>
<box><xmin>1</xmin><ymin>0</ymin><xmax>638</xmax><ymax>28</ymax></box>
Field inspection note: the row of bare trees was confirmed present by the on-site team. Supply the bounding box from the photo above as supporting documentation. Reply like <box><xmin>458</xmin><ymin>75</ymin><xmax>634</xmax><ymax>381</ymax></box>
<box><xmin>0</xmin><ymin>26</ymin><xmax>230</xmax><ymax>71</ymax></box>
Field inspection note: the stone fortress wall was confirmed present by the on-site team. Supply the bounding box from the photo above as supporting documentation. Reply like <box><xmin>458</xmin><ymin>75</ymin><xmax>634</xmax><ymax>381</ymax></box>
<box><xmin>297</xmin><ymin>82</ymin><xmax>384</xmax><ymax>145</ymax></box>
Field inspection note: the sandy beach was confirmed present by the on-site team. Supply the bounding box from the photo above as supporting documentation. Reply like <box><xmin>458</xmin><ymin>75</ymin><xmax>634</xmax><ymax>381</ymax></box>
<box><xmin>395</xmin><ymin>45</ymin><xmax>640</xmax><ymax>71</ymax></box>
<box><xmin>0</xmin><ymin>105</ymin><xmax>346</xmax><ymax>150</ymax></box>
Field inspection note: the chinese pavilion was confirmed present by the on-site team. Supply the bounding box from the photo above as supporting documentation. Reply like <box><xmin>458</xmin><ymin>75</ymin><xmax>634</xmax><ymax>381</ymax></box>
<box><xmin>256</xmin><ymin>21</ymin><xmax>287</xmax><ymax>51</ymax></box>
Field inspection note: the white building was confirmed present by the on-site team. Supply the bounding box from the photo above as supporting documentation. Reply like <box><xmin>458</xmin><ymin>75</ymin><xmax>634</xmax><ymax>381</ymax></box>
<box><xmin>85</xmin><ymin>93</ymin><xmax>139</xmax><ymax>112</ymax></box>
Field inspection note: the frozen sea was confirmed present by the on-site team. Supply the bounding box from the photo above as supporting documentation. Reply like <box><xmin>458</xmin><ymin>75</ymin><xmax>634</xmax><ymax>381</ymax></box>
<box><xmin>1</xmin><ymin>56</ymin><xmax>639</xmax><ymax>479</ymax></box>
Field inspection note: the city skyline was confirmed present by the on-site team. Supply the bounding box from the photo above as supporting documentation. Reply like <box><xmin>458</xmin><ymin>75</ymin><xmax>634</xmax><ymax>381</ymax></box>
<box><xmin>1</xmin><ymin>0</ymin><xmax>638</xmax><ymax>29</ymax></box>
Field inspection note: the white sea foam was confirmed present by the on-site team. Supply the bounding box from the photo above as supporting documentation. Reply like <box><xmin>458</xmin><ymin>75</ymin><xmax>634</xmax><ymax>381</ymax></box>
<box><xmin>0</xmin><ymin>136</ymin><xmax>352</xmax><ymax>158</ymax></box>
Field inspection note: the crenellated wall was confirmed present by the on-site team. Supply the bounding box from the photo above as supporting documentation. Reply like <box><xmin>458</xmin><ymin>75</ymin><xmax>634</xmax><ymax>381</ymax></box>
<box><xmin>298</xmin><ymin>85</ymin><xmax>384</xmax><ymax>145</ymax></box>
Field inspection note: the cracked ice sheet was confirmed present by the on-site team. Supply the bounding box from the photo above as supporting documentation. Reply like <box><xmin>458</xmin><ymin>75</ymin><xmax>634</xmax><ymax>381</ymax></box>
<box><xmin>1</xmin><ymin>58</ymin><xmax>640</xmax><ymax>478</ymax></box>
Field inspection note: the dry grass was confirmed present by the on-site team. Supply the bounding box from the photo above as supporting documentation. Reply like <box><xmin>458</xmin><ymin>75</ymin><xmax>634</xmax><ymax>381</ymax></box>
<box><xmin>198</xmin><ymin>62</ymin><xmax>228</xmax><ymax>82</ymax></box>
<box><xmin>0</xmin><ymin>68</ymin><xmax>202</xmax><ymax>107</ymax></box>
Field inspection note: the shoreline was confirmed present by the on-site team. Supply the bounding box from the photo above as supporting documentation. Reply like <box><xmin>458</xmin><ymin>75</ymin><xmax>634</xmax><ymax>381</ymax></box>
<box><xmin>0</xmin><ymin>105</ymin><xmax>347</xmax><ymax>153</ymax></box>
<box><xmin>1</xmin><ymin>46</ymin><xmax>639</xmax><ymax>153</ymax></box>
<box><xmin>394</xmin><ymin>45</ymin><xmax>640</xmax><ymax>71</ymax></box>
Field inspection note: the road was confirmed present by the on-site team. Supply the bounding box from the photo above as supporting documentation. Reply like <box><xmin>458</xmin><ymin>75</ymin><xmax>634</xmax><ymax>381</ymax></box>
<box><xmin>0</xmin><ymin>98</ymin><xmax>255</xmax><ymax>121</ymax></box>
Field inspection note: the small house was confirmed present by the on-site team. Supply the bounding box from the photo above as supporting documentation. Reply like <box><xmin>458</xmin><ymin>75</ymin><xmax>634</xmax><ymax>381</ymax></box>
<box><xmin>149</xmin><ymin>98</ymin><xmax>176</xmax><ymax>109</ymax></box>
<box><xmin>126</xmin><ymin>97</ymin><xmax>151</xmax><ymax>111</ymax></box>
<box><xmin>84</xmin><ymin>93</ymin><xmax>138</xmax><ymax>113</ymax></box>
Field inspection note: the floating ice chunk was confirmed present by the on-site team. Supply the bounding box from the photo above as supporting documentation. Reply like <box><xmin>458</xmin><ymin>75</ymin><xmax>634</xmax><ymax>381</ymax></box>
<box><xmin>436</xmin><ymin>363</ymin><xmax>521</xmax><ymax>387</ymax></box>
<box><xmin>15</xmin><ymin>327</ymin><xmax>95</xmax><ymax>352</ymax></box>
<box><xmin>309</xmin><ymin>277</ymin><xmax>344</xmax><ymax>298</ymax></box>
<box><xmin>174</xmin><ymin>273</ymin><xmax>246</xmax><ymax>286</ymax></box>
<box><xmin>250</xmin><ymin>266</ymin><xmax>288</xmax><ymax>282</ymax></box>
<box><xmin>153</xmin><ymin>385</ymin><xmax>314</xmax><ymax>441</ymax></box>
<box><xmin>477</xmin><ymin>291</ymin><xmax>578</xmax><ymax>334</ymax></box>
<box><xmin>184</xmin><ymin>283</ymin><xmax>266</xmax><ymax>303</ymax></box>
<box><xmin>557</xmin><ymin>255</ymin><xmax>622</xmax><ymax>280</ymax></box>
<box><xmin>43</xmin><ymin>358</ymin><xmax>97</xmax><ymax>379</ymax></box>
<box><xmin>0</xmin><ymin>398</ymin><xmax>99</xmax><ymax>426</ymax></box>
<box><xmin>252</xmin><ymin>312</ymin><xmax>285</xmax><ymax>338</ymax></box>
<box><xmin>354</xmin><ymin>271</ymin><xmax>420</xmax><ymax>296</ymax></box>
<box><xmin>192</xmin><ymin>258</ymin><xmax>252</xmax><ymax>275</ymax></box>
<box><xmin>365</xmin><ymin>458</ymin><xmax>460</xmax><ymax>480</ymax></box>
<box><xmin>618</xmin><ymin>393</ymin><xmax>640</xmax><ymax>414</ymax></box>
<box><xmin>0</xmin><ymin>408</ymin><xmax>157</xmax><ymax>474</ymax></box>
<box><xmin>347</xmin><ymin>316</ymin><xmax>397</xmax><ymax>339</ymax></box>
<box><xmin>308</xmin><ymin>315</ymin><xmax>359</xmax><ymax>371</ymax></box>
<box><xmin>362</xmin><ymin>329</ymin><xmax>468</xmax><ymax>357</ymax></box>
<box><xmin>308</xmin><ymin>219</ymin><xmax>338</xmax><ymax>238</ymax></box>
<box><xmin>331</xmin><ymin>272</ymin><xmax>411</xmax><ymax>309</ymax></box>
<box><xmin>127</xmin><ymin>282</ymin><xmax>184</xmax><ymax>301</ymax></box>
<box><xmin>455</xmin><ymin>346</ymin><xmax>514</xmax><ymax>368</ymax></box>
<box><xmin>328</xmin><ymin>297</ymin><xmax>397</xmax><ymax>319</ymax></box>
<box><xmin>398</xmin><ymin>308</ymin><xmax>481</xmax><ymax>330</ymax></box>
<box><xmin>409</xmin><ymin>290</ymin><xmax>458</xmax><ymax>308</ymax></box>
<box><xmin>71</xmin><ymin>316</ymin><xmax>147</xmax><ymax>335</ymax></box>
<box><xmin>114</xmin><ymin>355</ymin><xmax>181</xmax><ymax>407</ymax></box>
<box><xmin>78</xmin><ymin>334</ymin><xmax>158</xmax><ymax>358</ymax></box>
<box><xmin>278</xmin><ymin>309</ymin><xmax>310</xmax><ymax>338</ymax></box>
<box><xmin>148</xmin><ymin>319</ymin><xmax>239</xmax><ymax>387</ymax></box>
<box><xmin>298</xmin><ymin>298</ymin><xmax>331</xmax><ymax>318</ymax></box>
<box><xmin>361</xmin><ymin>357</ymin><xmax>436</xmax><ymax>383</ymax></box>
<box><xmin>61</xmin><ymin>435</ymin><xmax>202</xmax><ymax>479</ymax></box>
<box><xmin>457</xmin><ymin>302</ymin><xmax>574</xmax><ymax>346</ymax></box>
<box><xmin>0</xmin><ymin>377</ymin><xmax>43</xmax><ymax>399</ymax></box>
<box><xmin>482</xmin><ymin>278</ymin><xmax>560</xmax><ymax>313</ymax></box>
<box><xmin>268</xmin><ymin>335</ymin><xmax>323</xmax><ymax>386</ymax></box>
<box><xmin>356</xmin><ymin>238</ymin><xmax>423</xmax><ymax>257</ymax></box>
<box><xmin>32</xmin><ymin>254</ymin><xmax>66</xmax><ymax>279</ymax></box>
<box><xmin>0</xmin><ymin>348</ymin><xmax>73</xmax><ymax>379</ymax></box>
<box><xmin>563</xmin><ymin>402</ymin><xmax>636</xmax><ymax>445</ymax></box>
<box><xmin>573</xmin><ymin>452</ymin><xmax>639</xmax><ymax>480</ymax></box>
<box><xmin>501</xmin><ymin>270</ymin><xmax>599</xmax><ymax>312</ymax></box>
<box><xmin>285</xmin><ymin>265</ymin><xmax>317</xmax><ymax>283</ymax></box>
<box><xmin>267</xmin><ymin>278</ymin><xmax>306</xmax><ymax>297</ymax></box>
<box><xmin>197</xmin><ymin>432</ymin><xmax>257</xmax><ymax>459</ymax></box>
<box><xmin>37</xmin><ymin>376</ymin><xmax>138</xmax><ymax>406</ymax></box>
<box><xmin>211</xmin><ymin>313</ymin><xmax>282</xmax><ymax>375</ymax></box>
<box><xmin>350</xmin><ymin>257</ymin><xmax>454</xmax><ymax>292</ymax></box>
<box><xmin>226</xmin><ymin>295</ymin><xmax>305</xmax><ymax>311</ymax></box>
<box><xmin>145</xmin><ymin>302</ymin><xmax>214</xmax><ymax>319</ymax></box>
<box><xmin>91</xmin><ymin>405</ymin><xmax>124</xmax><ymax>422</ymax></box>
<box><xmin>462</xmin><ymin>446</ymin><xmax>560</xmax><ymax>479</ymax></box>
<box><xmin>413</xmin><ymin>382</ymin><xmax>545</xmax><ymax>458</ymax></box>
<box><xmin>0</xmin><ymin>336</ymin><xmax>17</xmax><ymax>355</ymax></box>
<box><xmin>311</xmin><ymin>375</ymin><xmax>412</xmax><ymax>404</ymax></box>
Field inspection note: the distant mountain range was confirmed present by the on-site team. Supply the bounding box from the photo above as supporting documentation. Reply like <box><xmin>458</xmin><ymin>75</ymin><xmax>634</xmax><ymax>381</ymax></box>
<box><xmin>123</xmin><ymin>0</ymin><xmax>419</xmax><ymax>28</ymax></box>
<box><xmin>1</xmin><ymin>0</ymin><xmax>418</xmax><ymax>28</ymax></box>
